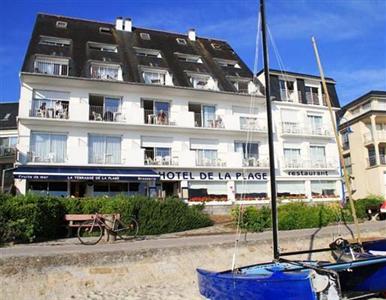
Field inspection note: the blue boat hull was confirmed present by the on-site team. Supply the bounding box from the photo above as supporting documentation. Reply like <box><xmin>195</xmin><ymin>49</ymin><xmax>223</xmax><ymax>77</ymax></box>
<box><xmin>197</xmin><ymin>257</ymin><xmax>386</xmax><ymax>299</ymax></box>
<box><xmin>363</xmin><ymin>239</ymin><xmax>386</xmax><ymax>254</ymax></box>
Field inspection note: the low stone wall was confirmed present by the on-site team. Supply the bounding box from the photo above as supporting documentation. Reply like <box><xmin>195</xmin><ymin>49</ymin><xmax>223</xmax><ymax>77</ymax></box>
<box><xmin>1</xmin><ymin>226</ymin><xmax>385</xmax><ymax>300</ymax></box>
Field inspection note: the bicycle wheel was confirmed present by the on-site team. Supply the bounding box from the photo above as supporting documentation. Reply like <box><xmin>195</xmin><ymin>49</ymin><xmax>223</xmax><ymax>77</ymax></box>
<box><xmin>115</xmin><ymin>218</ymin><xmax>139</xmax><ymax>240</ymax></box>
<box><xmin>77</xmin><ymin>220</ymin><xmax>103</xmax><ymax>245</ymax></box>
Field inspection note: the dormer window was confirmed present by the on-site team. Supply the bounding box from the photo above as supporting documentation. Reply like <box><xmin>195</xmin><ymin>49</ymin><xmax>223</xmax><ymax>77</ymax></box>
<box><xmin>88</xmin><ymin>42</ymin><xmax>118</xmax><ymax>53</ymax></box>
<box><xmin>135</xmin><ymin>48</ymin><xmax>162</xmax><ymax>58</ymax></box>
<box><xmin>90</xmin><ymin>63</ymin><xmax>122</xmax><ymax>81</ymax></box>
<box><xmin>34</xmin><ymin>56</ymin><xmax>69</xmax><ymax>76</ymax></box>
<box><xmin>56</xmin><ymin>21</ymin><xmax>67</xmax><ymax>29</ymax></box>
<box><xmin>142</xmin><ymin>70</ymin><xmax>166</xmax><ymax>85</ymax></box>
<box><xmin>99</xmin><ymin>27</ymin><xmax>112</xmax><ymax>34</ymax></box>
<box><xmin>232</xmin><ymin>80</ymin><xmax>249</xmax><ymax>93</ymax></box>
<box><xmin>176</xmin><ymin>38</ymin><xmax>187</xmax><ymax>45</ymax></box>
<box><xmin>187</xmin><ymin>73</ymin><xmax>217</xmax><ymax>90</ymax></box>
<box><xmin>211</xmin><ymin>43</ymin><xmax>222</xmax><ymax>50</ymax></box>
<box><xmin>175</xmin><ymin>53</ymin><xmax>202</xmax><ymax>63</ymax></box>
<box><xmin>214</xmin><ymin>58</ymin><xmax>240</xmax><ymax>68</ymax></box>
<box><xmin>140</xmin><ymin>32</ymin><xmax>151</xmax><ymax>40</ymax></box>
<box><xmin>39</xmin><ymin>36</ymin><xmax>71</xmax><ymax>47</ymax></box>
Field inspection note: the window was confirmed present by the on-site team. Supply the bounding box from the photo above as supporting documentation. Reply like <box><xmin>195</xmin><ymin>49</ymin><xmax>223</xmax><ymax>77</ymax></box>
<box><xmin>310</xmin><ymin>146</ymin><xmax>326</xmax><ymax>167</ymax></box>
<box><xmin>142</xmin><ymin>99</ymin><xmax>170</xmax><ymax>125</ymax></box>
<box><xmin>142</xmin><ymin>70</ymin><xmax>166</xmax><ymax>85</ymax></box>
<box><xmin>214</xmin><ymin>58</ymin><xmax>240</xmax><ymax>68</ymax></box>
<box><xmin>88</xmin><ymin>135</ymin><xmax>121</xmax><ymax>164</ymax></box>
<box><xmin>143</xmin><ymin>147</ymin><xmax>172</xmax><ymax>165</ymax></box>
<box><xmin>343</xmin><ymin>154</ymin><xmax>352</xmax><ymax>175</ymax></box>
<box><xmin>232</xmin><ymin>80</ymin><xmax>249</xmax><ymax>93</ymax></box>
<box><xmin>311</xmin><ymin>181</ymin><xmax>337</xmax><ymax>198</ymax></box>
<box><xmin>195</xmin><ymin>149</ymin><xmax>218</xmax><ymax>166</ymax></box>
<box><xmin>129</xmin><ymin>182</ymin><xmax>140</xmax><ymax>192</ymax></box>
<box><xmin>135</xmin><ymin>48</ymin><xmax>161</xmax><ymax>58</ymax></box>
<box><xmin>56</xmin><ymin>21</ymin><xmax>67</xmax><ymax>29</ymax></box>
<box><xmin>308</xmin><ymin>115</ymin><xmax>323</xmax><ymax>135</ymax></box>
<box><xmin>89</xmin><ymin>95</ymin><xmax>122</xmax><ymax>122</ymax></box>
<box><xmin>279</xmin><ymin>80</ymin><xmax>295</xmax><ymax>101</ymax></box>
<box><xmin>235</xmin><ymin>142</ymin><xmax>259</xmax><ymax>166</ymax></box>
<box><xmin>34</xmin><ymin>57</ymin><xmax>69</xmax><ymax>76</ymax></box>
<box><xmin>342</xmin><ymin>131</ymin><xmax>350</xmax><ymax>150</ymax></box>
<box><xmin>189</xmin><ymin>181</ymin><xmax>228</xmax><ymax>202</ymax></box>
<box><xmin>176</xmin><ymin>53</ymin><xmax>202</xmax><ymax>63</ymax></box>
<box><xmin>30</xmin><ymin>132</ymin><xmax>67</xmax><ymax>163</ymax></box>
<box><xmin>39</xmin><ymin>36</ymin><xmax>71</xmax><ymax>47</ymax></box>
<box><xmin>284</xmin><ymin>148</ymin><xmax>301</xmax><ymax>167</ymax></box>
<box><xmin>88</xmin><ymin>42</ymin><xmax>117</xmax><ymax>53</ymax></box>
<box><xmin>176</xmin><ymin>38</ymin><xmax>187</xmax><ymax>45</ymax></box>
<box><xmin>99</xmin><ymin>27</ymin><xmax>112</xmax><ymax>34</ymax></box>
<box><xmin>277</xmin><ymin>181</ymin><xmax>306</xmax><ymax>199</ymax></box>
<box><xmin>0</xmin><ymin>137</ymin><xmax>17</xmax><ymax>157</ymax></box>
<box><xmin>362</xmin><ymin>101</ymin><xmax>371</xmax><ymax>111</ymax></box>
<box><xmin>90</xmin><ymin>63</ymin><xmax>122</xmax><ymax>80</ymax></box>
<box><xmin>188</xmin><ymin>103</ymin><xmax>221</xmax><ymax>128</ymax></box>
<box><xmin>94</xmin><ymin>182</ymin><xmax>128</xmax><ymax>196</ymax></box>
<box><xmin>239</xmin><ymin>117</ymin><xmax>261</xmax><ymax>131</ymax></box>
<box><xmin>28</xmin><ymin>181</ymin><xmax>68</xmax><ymax>197</ymax></box>
<box><xmin>305</xmin><ymin>86</ymin><xmax>320</xmax><ymax>105</ymax></box>
<box><xmin>235</xmin><ymin>182</ymin><xmax>267</xmax><ymax>200</ymax></box>
<box><xmin>140</xmin><ymin>32</ymin><xmax>150</xmax><ymax>40</ymax></box>
<box><xmin>32</xmin><ymin>90</ymin><xmax>70</xmax><ymax>119</ymax></box>
<box><xmin>368</xmin><ymin>145</ymin><xmax>376</xmax><ymax>167</ymax></box>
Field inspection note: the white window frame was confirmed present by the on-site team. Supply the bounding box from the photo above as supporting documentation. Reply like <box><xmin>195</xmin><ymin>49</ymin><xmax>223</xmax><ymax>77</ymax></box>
<box><xmin>175</xmin><ymin>52</ymin><xmax>202</xmax><ymax>63</ymax></box>
<box><xmin>56</xmin><ymin>21</ymin><xmax>67</xmax><ymax>29</ymax></box>
<box><xmin>34</xmin><ymin>56</ymin><xmax>69</xmax><ymax>76</ymax></box>
<box><xmin>142</xmin><ymin>69</ymin><xmax>167</xmax><ymax>85</ymax></box>
<box><xmin>39</xmin><ymin>36</ymin><xmax>71</xmax><ymax>47</ymax></box>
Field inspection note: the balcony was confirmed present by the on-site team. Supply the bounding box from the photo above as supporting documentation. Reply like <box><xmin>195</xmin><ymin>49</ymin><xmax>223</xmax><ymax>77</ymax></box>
<box><xmin>27</xmin><ymin>151</ymin><xmax>66</xmax><ymax>163</ymax></box>
<box><xmin>90</xmin><ymin>63</ymin><xmax>122</xmax><ymax>81</ymax></box>
<box><xmin>240</xmin><ymin>117</ymin><xmax>267</xmax><ymax>132</ymax></box>
<box><xmin>34</xmin><ymin>58</ymin><xmax>68</xmax><ymax>76</ymax></box>
<box><xmin>193</xmin><ymin>113</ymin><xmax>224</xmax><ymax>128</ymax></box>
<box><xmin>280</xmin><ymin>89</ymin><xmax>298</xmax><ymax>102</ymax></box>
<box><xmin>367</xmin><ymin>155</ymin><xmax>386</xmax><ymax>168</ymax></box>
<box><xmin>30</xmin><ymin>99</ymin><xmax>69</xmax><ymax>119</ymax></box>
<box><xmin>242</xmin><ymin>157</ymin><xmax>269</xmax><ymax>168</ymax></box>
<box><xmin>284</xmin><ymin>159</ymin><xmax>337</xmax><ymax>169</ymax></box>
<box><xmin>363</xmin><ymin>131</ymin><xmax>386</xmax><ymax>144</ymax></box>
<box><xmin>196</xmin><ymin>155</ymin><xmax>227</xmax><ymax>167</ymax></box>
<box><xmin>89</xmin><ymin>106</ymin><xmax>123</xmax><ymax>122</ymax></box>
<box><xmin>281</xmin><ymin>122</ymin><xmax>331</xmax><ymax>137</ymax></box>
<box><xmin>0</xmin><ymin>147</ymin><xmax>16</xmax><ymax>158</ymax></box>
<box><xmin>144</xmin><ymin>155</ymin><xmax>179</xmax><ymax>166</ymax></box>
<box><xmin>144</xmin><ymin>109</ymin><xmax>174</xmax><ymax>125</ymax></box>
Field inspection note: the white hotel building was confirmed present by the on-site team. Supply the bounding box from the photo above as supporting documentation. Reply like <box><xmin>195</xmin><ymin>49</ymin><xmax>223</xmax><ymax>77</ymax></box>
<box><xmin>14</xmin><ymin>14</ymin><xmax>342</xmax><ymax>205</ymax></box>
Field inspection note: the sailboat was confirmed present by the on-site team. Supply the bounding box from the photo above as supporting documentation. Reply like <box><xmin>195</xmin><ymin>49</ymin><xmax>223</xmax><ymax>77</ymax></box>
<box><xmin>196</xmin><ymin>0</ymin><xmax>386</xmax><ymax>299</ymax></box>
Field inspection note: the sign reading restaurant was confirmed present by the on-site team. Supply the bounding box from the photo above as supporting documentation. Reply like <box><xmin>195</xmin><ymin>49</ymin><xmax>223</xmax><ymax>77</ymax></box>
<box><xmin>159</xmin><ymin>171</ymin><xmax>268</xmax><ymax>181</ymax></box>
<box><xmin>287</xmin><ymin>170</ymin><xmax>329</xmax><ymax>176</ymax></box>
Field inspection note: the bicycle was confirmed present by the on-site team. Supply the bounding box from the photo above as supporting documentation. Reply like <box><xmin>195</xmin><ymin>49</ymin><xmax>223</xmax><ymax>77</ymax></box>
<box><xmin>77</xmin><ymin>213</ymin><xmax>139</xmax><ymax>245</ymax></box>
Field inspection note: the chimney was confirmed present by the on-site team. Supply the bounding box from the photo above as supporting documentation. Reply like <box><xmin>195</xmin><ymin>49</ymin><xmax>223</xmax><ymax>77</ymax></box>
<box><xmin>188</xmin><ymin>28</ymin><xmax>196</xmax><ymax>41</ymax></box>
<box><xmin>115</xmin><ymin>17</ymin><xmax>123</xmax><ymax>30</ymax></box>
<box><xmin>124</xmin><ymin>18</ymin><xmax>132</xmax><ymax>32</ymax></box>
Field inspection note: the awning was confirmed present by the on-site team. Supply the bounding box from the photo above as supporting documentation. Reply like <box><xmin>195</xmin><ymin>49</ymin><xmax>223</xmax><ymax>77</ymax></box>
<box><xmin>13</xmin><ymin>166</ymin><xmax>159</xmax><ymax>181</ymax></box>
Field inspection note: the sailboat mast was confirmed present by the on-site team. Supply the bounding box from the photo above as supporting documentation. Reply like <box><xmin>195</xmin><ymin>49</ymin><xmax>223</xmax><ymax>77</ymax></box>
<box><xmin>311</xmin><ymin>37</ymin><xmax>362</xmax><ymax>245</ymax></box>
<box><xmin>260</xmin><ymin>0</ymin><xmax>280</xmax><ymax>260</ymax></box>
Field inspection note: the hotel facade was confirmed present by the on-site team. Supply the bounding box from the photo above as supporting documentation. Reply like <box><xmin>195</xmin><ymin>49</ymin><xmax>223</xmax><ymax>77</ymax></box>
<box><xmin>14</xmin><ymin>14</ymin><xmax>342</xmax><ymax>205</ymax></box>
<box><xmin>339</xmin><ymin>91</ymin><xmax>386</xmax><ymax>199</ymax></box>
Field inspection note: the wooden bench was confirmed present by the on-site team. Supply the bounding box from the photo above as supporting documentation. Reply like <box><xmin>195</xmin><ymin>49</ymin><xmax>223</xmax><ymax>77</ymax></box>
<box><xmin>64</xmin><ymin>214</ymin><xmax>120</xmax><ymax>237</ymax></box>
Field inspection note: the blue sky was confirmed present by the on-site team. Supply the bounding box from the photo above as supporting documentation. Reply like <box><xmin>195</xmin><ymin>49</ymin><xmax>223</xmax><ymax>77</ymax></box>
<box><xmin>0</xmin><ymin>0</ymin><xmax>385</xmax><ymax>105</ymax></box>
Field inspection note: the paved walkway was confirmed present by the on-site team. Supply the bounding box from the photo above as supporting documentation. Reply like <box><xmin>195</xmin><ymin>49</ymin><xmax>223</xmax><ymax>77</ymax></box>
<box><xmin>1</xmin><ymin>220</ymin><xmax>384</xmax><ymax>259</ymax></box>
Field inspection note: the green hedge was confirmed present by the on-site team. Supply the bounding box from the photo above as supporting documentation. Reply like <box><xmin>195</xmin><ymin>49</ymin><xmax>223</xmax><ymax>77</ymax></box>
<box><xmin>0</xmin><ymin>194</ymin><xmax>212</xmax><ymax>243</ymax></box>
<box><xmin>232</xmin><ymin>197</ymin><xmax>384</xmax><ymax>232</ymax></box>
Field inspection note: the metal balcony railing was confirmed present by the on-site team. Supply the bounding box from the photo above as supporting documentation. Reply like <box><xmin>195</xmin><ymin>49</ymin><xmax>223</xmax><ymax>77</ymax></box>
<box><xmin>284</xmin><ymin>159</ymin><xmax>337</xmax><ymax>169</ymax></box>
<box><xmin>144</xmin><ymin>155</ymin><xmax>178</xmax><ymax>166</ymax></box>
<box><xmin>240</xmin><ymin>118</ymin><xmax>267</xmax><ymax>132</ymax></box>
<box><xmin>281</xmin><ymin>122</ymin><xmax>331</xmax><ymax>136</ymax></box>
<box><xmin>193</xmin><ymin>113</ymin><xmax>224</xmax><ymax>128</ymax></box>
<box><xmin>90</xmin><ymin>64</ymin><xmax>121</xmax><ymax>80</ymax></box>
<box><xmin>305</xmin><ymin>92</ymin><xmax>320</xmax><ymax>105</ymax></box>
<box><xmin>27</xmin><ymin>151</ymin><xmax>66</xmax><ymax>163</ymax></box>
<box><xmin>196</xmin><ymin>157</ymin><xmax>227</xmax><ymax>167</ymax></box>
<box><xmin>363</xmin><ymin>131</ymin><xmax>386</xmax><ymax>144</ymax></box>
<box><xmin>242</xmin><ymin>157</ymin><xmax>269</xmax><ymax>168</ymax></box>
<box><xmin>30</xmin><ymin>100</ymin><xmax>69</xmax><ymax>119</ymax></box>
<box><xmin>89</xmin><ymin>105</ymin><xmax>123</xmax><ymax>122</ymax></box>
<box><xmin>34</xmin><ymin>60</ymin><xmax>68</xmax><ymax>76</ymax></box>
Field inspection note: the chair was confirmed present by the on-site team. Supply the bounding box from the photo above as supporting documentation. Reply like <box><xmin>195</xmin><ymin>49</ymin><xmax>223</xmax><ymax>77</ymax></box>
<box><xmin>92</xmin><ymin>111</ymin><xmax>102</xmax><ymax>121</ymax></box>
<box><xmin>154</xmin><ymin>156</ymin><xmax>162</xmax><ymax>165</ymax></box>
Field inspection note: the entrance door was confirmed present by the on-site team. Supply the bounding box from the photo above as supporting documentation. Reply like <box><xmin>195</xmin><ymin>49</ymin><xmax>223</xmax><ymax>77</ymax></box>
<box><xmin>70</xmin><ymin>182</ymin><xmax>87</xmax><ymax>197</ymax></box>
<box><xmin>162</xmin><ymin>181</ymin><xmax>179</xmax><ymax>197</ymax></box>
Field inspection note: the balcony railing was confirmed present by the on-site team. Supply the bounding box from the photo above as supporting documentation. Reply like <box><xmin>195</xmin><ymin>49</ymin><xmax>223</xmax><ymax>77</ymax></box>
<box><xmin>27</xmin><ymin>151</ymin><xmax>66</xmax><ymax>163</ymax></box>
<box><xmin>30</xmin><ymin>100</ymin><xmax>69</xmax><ymax>119</ymax></box>
<box><xmin>242</xmin><ymin>157</ymin><xmax>269</xmax><ymax>168</ymax></box>
<box><xmin>144</xmin><ymin>109</ymin><xmax>171</xmax><ymax>125</ymax></box>
<box><xmin>284</xmin><ymin>159</ymin><xmax>337</xmax><ymax>169</ymax></box>
<box><xmin>144</xmin><ymin>155</ymin><xmax>178</xmax><ymax>166</ymax></box>
<box><xmin>89</xmin><ymin>105</ymin><xmax>123</xmax><ymax>122</ymax></box>
<box><xmin>363</xmin><ymin>131</ymin><xmax>386</xmax><ymax>144</ymax></box>
<box><xmin>305</xmin><ymin>92</ymin><xmax>320</xmax><ymax>105</ymax></box>
<box><xmin>34</xmin><ymin>60</ymin><xmax>68</xmax><ymax>76</ymax></box>
<box><xmin>193</xmin><ymin>113</ymin><xmax>224</xmax><ymax>128</ymax></box>
<box><xmin>196</xmin><ymin>157</ymin><xmax>227</xmax><ymax>167</ymax></box>
<box><xmin>240</xmin><ymin>118</ymin><xmax>267</xmax><ymax>132</ymax></box>
<box><xmin>281</xmin><ymin>122</ymin><xmax>331</xmax><ymax>137</ymax></box>
<box><xmin>0</xmin><ymin>147</ymin><xmax>16</xmax><ymax>158</ymax></box>
<box><xmin>90</xmin><ymin>64</ymin><xmax>121</xmax><ymax>81</ymax></box>
<box><xmin>280</xmin><ymin>89</ymin><xmax>295</xmax><ymax>102</ymax></box>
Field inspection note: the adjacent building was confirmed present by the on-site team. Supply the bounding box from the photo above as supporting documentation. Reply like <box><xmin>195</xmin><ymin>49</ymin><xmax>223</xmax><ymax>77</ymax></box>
<box><xmin>339</xmin><ymin>91</ymin><xmax>386</xmax><ymax>199</ymax></box>
<box><xmin>14</xmin><ymin>14</ymin><xmax>342</xmax><ymax>204</ymax></box>
<box><xmin>0</xmin><ymin>102</ymin><xmax>18</xmax><ymax>191</ymax></box>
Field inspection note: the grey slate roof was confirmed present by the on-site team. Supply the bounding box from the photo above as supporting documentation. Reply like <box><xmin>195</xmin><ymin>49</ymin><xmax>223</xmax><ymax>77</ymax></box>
<box><xmin>0</xmin><ymin>102</ymin><xmax>18</xmax><ymax>130</ymax></box>
<box><xmin>22</xmin><ymin>14</ymin><xmax>254</xmax><ymax>93</ymax></box>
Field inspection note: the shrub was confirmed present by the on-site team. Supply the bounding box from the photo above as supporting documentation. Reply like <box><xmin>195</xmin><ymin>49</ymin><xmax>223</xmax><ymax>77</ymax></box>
<box><xmin>0</xmin><ymin>194</ymin><xmax>212</xmax><ymax>243</ymax></box>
